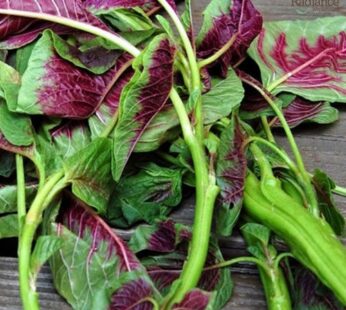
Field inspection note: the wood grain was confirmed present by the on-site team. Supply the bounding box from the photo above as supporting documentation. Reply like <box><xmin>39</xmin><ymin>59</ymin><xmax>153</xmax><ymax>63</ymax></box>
<box><xmin>1</xmin><ymin>0</ymin><xmax>346</xmax><ymax>309</ymax></box>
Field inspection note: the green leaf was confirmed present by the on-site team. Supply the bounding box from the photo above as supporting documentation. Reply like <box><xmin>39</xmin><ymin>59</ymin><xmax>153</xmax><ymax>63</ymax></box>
<box><xmin>241</xmin><ymin>223</ymin><xmax>271</xmax><ymax>260</ymax></box>
<box><xmin>0</xmin><ymin>60</ymin><xmax>21</xmax><ymax>111</ymax></box>
<box><xmin>202</xmin><ymin>68</ymin><xmax>244</xmax><ymax>124</ymax></box>
<box><xmin>312</xmin><ymin>169</ymin><xmax>345</xmax><ymax>235</ymax></box>
<box><xmin>134</xmin><ymin>106</ymin><xmax>179</xmax><ymax>152</ymax></box>
<box><xmin>248</xmin><ymin>17</ymin><xmax>346</xmax><ymax>101</ymax></box>
<box><xmin>156</xmin><ymin>15</ymin><xmax>176</xmax><ymax>42</ymax></box>
<box><xmin>107</xmin><ymin>163</ymin><xmax>183</xmax><ymax>227</ymax></box>
<box><xmin>64</xmin><ymin>138</ymin><xmax>113</xmax><ymax>214</ymax></box>
<box><xmin>99</xmin><ymin>8</ymin><xmax>154</xmax><ymax>32</ymax></box>
<box><xmin>15</xmin><ymin>42</ymin><xmax>36</xmax><ymax>75</ymax></box>
<box><xmin>45</xmin><ymin>30</ymin><xmax>120</xmax><ymax>74</ymax></box>
<box><xmin>31</xmin><ymin>235</ymin><xmax>63</xmax><ymax>275</ymax></box>
<box><xmin>0</xmin><ymin>100</ymin><xmax>34</xmax><ymax>146</ymax></box>
<box><xmin>0</xmin><ymin>183</ymin><xmax>37</xmax><ymax>214</ymax></box>
<box><xmin>0</xmin><ymin>214</ymin><xmax>18</xmax><ymax>239</ymax></box>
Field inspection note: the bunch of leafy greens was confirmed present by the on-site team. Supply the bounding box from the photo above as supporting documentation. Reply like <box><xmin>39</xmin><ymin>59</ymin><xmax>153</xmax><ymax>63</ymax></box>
<box><xmin>0</xmin><ymin>0</ymin><xmax>345</xmax><ymax>309</ymax></box>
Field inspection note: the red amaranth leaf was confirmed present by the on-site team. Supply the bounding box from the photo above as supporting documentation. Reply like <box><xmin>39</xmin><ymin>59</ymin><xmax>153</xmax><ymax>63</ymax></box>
<box><xmin>272</xmin><ymin>97</ymin><xmax>339</xmax><ymax>128</ymax></box>
<box><xmin>172</xmin><ymin>290</ymin><xmax>212</xmax><ymax>310</ymax></box>
<box><xmin>248</xmin><ymin>17</ymin><xmax>346</xmax><ymax>102</ymax></box>
<box><xmin>17</xmin><ymin>30</ymin><xmax>119</xmax><ymax>119</ymax></box>
<box><xmin>0</xmin><ymin>19</ymin><xmax>73</xmax><ymax>49</ymax></box>
<box><xmin>197</xmin><ymin>0</ymin><xmax>263</xmax><ymax>77</ymax></box>
<box><xmin>129</xmin><ymin>220</ymin><xmax>191</xmax><ymax>254</ymax></box>
<box><xmin>216</xmin><ymin>115</ymin><xmax>246</xmax><ymax>205</ymax></box>
<box><xmin>50</xmin><ymin>195</ymin><xmax>158</xmax><ymax>309</ymax></box>
<box><xmin>0</xmin><ymin>0</ymin><xmax>111</xmax><ymax>30</ymax></box>
<box><xmin>90</xmin><ymin>66</ymin><xmax>134</xmax><ymax>136</ymax></box>
<box><xmin>112</xmin><ymin>35</ymin><xmax>176</xmax><ymax>180</ymax></box>
<box><xmin>130</xmin><ymin>222</ymin><xmax>232</xmax><ymax>307</ymax></box>
<box><xmin>110</xmin><ymin>278</ymin><xmax>154</xmax><ymax>310</ymax></box>
<box><xmin>61</xmin><ymin>195</ymin><xmax>141</xmax><ymax>273</ymax></box>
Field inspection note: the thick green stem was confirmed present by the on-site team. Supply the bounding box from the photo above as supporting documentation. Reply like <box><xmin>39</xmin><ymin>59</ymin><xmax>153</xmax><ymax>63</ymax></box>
<box><xmin>16</xmin><ymin>155</ymin><xmax>26</xmax><ymax>233</ymax></box>
<box><xmin>19</xmin><ymin>171</ymin><xmax>67</xmax><ymax>310</ymax></box>
<box><xmin>163</xmin><ymin>89</ymin><xmax>219</xmax><ymax>308</ymax></box>
<box><xmin>242</xmin><ymin>78</ymin><xmax>319</xmax><ymax>217</ymax></box>
<box><xmin>258</xmin><ymin>264</ymin><xmax>291</xmax><ymax>310</ymax></box>
<box><xmin>157</xmin><ymin>0</ymin><xmax>204</xmax><ymax>142</ymax></box>
<box><xmin>244</xmin><ymin>171</ymin><xmax>346</xmax><ymax>305</ymax></box>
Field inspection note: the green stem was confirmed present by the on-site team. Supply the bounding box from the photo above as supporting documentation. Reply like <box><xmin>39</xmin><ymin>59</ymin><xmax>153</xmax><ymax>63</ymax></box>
<box><xmin>16</xmin><ymin>155</ymin><xmax>26</xmax><ymax>233</ymax></box>
<box><xmin>245</xmin><ymin>137</ymin><xmax>298</xmax><ymax>174</ymax></box>
<box><xmin>198</xmin><ymin>34</ymin><xmax>237</xmax><ymax>69</ymax></box>
<box><xmin>163</xmin><ymin>89</ymin><xmax>219</xmax><ymax>308</ymax></box>
<box><xmin>19</xmin><ymin>171</ymin><xmax>67</xmax><ymax>310</ymax></box>
<box><xmin>258</xmin><ymin>262</ymin><xmax>291</xmax><ymax>310</ymax></box>
<box><xmin>242</xmin><ymin>77</ymin><xmax>319</xmax><ymax>217</ymax></box>
<box><xmin>157</xmin><ymin>0</ymin><xmax>204</xmax><ymax>142</ymax></box>
<box><xmin>333</xmin><ymin>185</ymin><xmax>346</xmax><ymax>197</ymax></box>
<box><xmin>204</xmin><ymin>256</ymin><xmax>270</xmax><ymax>274</ymax></box>
<box><xmin>274</xmin><ymin>253</ymin><xmax>294</xmax><ymax>270</ymax></box>
<box><xmin>261</xmin><ymin>116</ymin><xmax>276</xmax><ymax>143</ymax></box>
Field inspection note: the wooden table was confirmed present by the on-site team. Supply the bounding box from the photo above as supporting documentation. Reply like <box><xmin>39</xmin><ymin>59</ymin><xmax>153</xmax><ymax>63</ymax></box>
<box><xmin>1</xmin><ymin>1</ymin><xmax>345</xmax><ymax>309</ymax></box>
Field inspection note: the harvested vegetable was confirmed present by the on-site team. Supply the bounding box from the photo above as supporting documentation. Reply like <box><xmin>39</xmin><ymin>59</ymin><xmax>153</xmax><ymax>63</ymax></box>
<box><xmin>0</xmin><ymin>0</ymin><xmax>345</xmax><ymax>309</ymax></box>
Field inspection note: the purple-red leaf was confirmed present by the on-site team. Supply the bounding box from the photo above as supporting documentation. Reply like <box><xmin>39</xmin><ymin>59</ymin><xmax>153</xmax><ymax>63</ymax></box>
<box><xmin>0</xmin><ymin>0</ymin><xmax>111</xmax><ymax>30</ymax></box>
<box><xmin>50</xmin><ymin>195</ymin><xmax>158</xmax><ymax>309</ymax></box>
<box><xmin>110</xmin><ymin>278</ymin><xmax>154</xmax><ymax>310</ymax></box>
<box><xmin>130</xmin><ymin>222</ymin><xmax>232</xmax><ymax>308</ymax></box>
<box><xmin>112</xmin><ymin>35</ymin><xmax>176</xmax><ymax>180</ymax></box>
<box><xmin>61</xmin><ymin>196</ymin><xmax>141</xmax><ymax>272</ymax></box>
<box><xmin>215</xmin><ymin>113</ymin><xmax>246</xmax><ymax>237</ymax></box>
<box><xmin>129</xmin><ymin>220</ymin><xmax>190</xmax><ymax>254</ymax></box>
<box><xmin>272</xmin><ymin>97</ymin><xmax>339</xmax><ymax>128</ymax></box>
<box><xmin>197</xmin><ymin>0</ymin><xmax>263</xmax><ymax>77</ymax></box>
<box><xmin>89</xmin><ymin>58</ymin><xmax>134</xmax><ymax>136</ymax></box>
<box><xmin>248</xmin><ymin>17</ymin><xmax>346</xmax><ymax>102</ymax></box>
<box><xmin>216</xmin><ymin>115</ymin><xmax>246</xmax><ymax>205</ymax></box>
<box><xmin>172</xmin><ymin>290</ymin><xmax>212</xmax><ymax>310</ymax></box>
<box><xmin>17</xmin><ymin>30</ymin><xmax>119</xmax><ymax>119</ymax></box>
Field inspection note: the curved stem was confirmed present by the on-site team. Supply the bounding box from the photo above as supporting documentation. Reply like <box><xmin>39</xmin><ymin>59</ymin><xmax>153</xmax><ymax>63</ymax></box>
<box><xmin>274</xmin><ymin>252</ymin><xmax>294</xmax><ymax>270</ymax></box>
<box><xmin>16</xmin><ymin>155</ymin><xmax>26</xmax><ymax>233</ymax></box>
<box><xmin>198</xmin><ymin>34</ymin><xmax>237</xmax><ymax>69</ymax></box>
<box><xmin>19</xmin><ymin>171</ymin><xmax>67</xmax><ymax>310</ymax></box>
<box><xmin>0</xmin><ymin>9</ymin><xmax>140</xmax><ymax>57</ymax></box>
<box><xmin>242</xmin><ymin>78</ymin><xmax>319</xmax><ymax>217</ymax></box>
<box><xmin>157</xmin><ymin>0</ymin><xmax>204</xmax><ymax>142</ymax></box>
<box><xmin>244</xmin><ymin>136</ymin><xmax>299</xmax><ymax>175</ymax></box>
<box><xmin>204</xmin><ymin>256</ymin><xmax>270</xmax><ymax>274</ymax></box>
<box><xmin>100</xmin><ymin>110</ymin><xmax>119</xmax><ymax>138</ymax></box>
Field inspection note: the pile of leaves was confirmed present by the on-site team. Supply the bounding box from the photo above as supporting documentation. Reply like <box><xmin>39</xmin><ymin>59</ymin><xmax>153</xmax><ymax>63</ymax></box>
<box><xmin>0</xmin><ymin>0</ymin><xmax>345</xmax><ymax>309</ymax></box>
